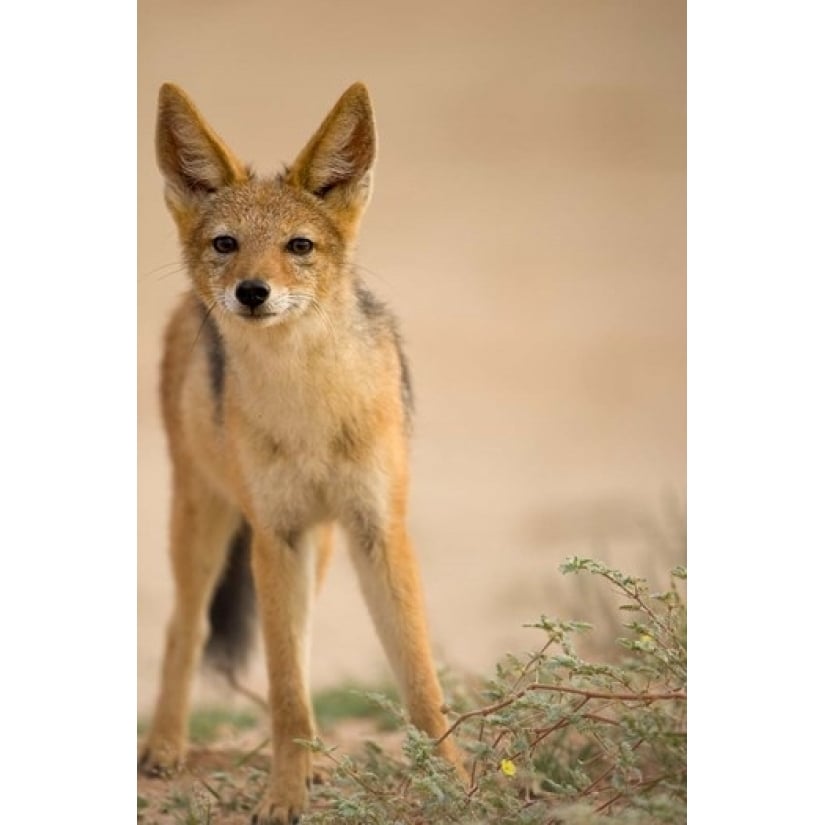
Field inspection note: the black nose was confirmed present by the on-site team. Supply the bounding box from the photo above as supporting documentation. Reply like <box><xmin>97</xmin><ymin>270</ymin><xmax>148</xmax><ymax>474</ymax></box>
<box><xmin>235</xmin><ymin>279</ymin><xmax>270</xmax><ymax>308</ymax></box>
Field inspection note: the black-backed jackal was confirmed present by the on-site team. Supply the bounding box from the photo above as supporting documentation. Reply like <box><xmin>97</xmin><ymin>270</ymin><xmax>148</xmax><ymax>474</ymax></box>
<box><xmin>139</xmin><ymin>83</ymin><xmax>464</xmax><ymax>824</ymax></box>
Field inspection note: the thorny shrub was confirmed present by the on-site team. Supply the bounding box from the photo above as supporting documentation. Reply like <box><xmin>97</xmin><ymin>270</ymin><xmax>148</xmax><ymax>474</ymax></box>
<box><xmin>302</xmin><ymin>558</ymin><xmax>687</xmax><ymax>825</ymax></box>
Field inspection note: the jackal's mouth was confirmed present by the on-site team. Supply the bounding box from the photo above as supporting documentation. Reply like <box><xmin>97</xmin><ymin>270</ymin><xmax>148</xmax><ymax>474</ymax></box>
<box><xmin>231</xmin><ymin>302</ymin><xmax>304</xmax><ymax>327</ymax></box>
<box><xmin>234</xmin><ymin>308</ymin><xmax>288</xmax><ymax>326</ymax></box>
<box><xmin>240</xmin><ymin>309</ymin><xmax>280</xmax><ymax>319</ymax></box>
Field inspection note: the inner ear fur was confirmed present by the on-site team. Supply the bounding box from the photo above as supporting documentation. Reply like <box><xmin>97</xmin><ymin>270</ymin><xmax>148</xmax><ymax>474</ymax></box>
<box><xmin>286</xmin><ymin>83</ymin><xmax>376</xmax><ymax>218</ymax></box>
<box><xmin>155</xmin><ymin>83</ymin><xmax>248</xmax><ymax>206</ymax></box>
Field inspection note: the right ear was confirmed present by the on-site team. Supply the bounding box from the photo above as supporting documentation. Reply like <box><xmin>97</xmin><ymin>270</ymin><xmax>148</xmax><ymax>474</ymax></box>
<box><xmin>155</xmin><ymin>83</ymin><xmax>247</xmax><ymax>213</ymax></box>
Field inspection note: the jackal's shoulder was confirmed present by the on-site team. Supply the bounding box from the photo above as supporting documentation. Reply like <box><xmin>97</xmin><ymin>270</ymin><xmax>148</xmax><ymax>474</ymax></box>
<box><xmin>353</xmin><ymin>281</ymin><xmax>414</xmax><ymax>424</ymax></box>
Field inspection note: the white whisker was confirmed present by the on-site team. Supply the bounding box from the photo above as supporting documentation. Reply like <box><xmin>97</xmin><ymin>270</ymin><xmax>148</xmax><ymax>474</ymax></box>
<box><xmin>288</xmin><ymin>291</ymin><xmax>338</xmax><ymax>349</ymax></box>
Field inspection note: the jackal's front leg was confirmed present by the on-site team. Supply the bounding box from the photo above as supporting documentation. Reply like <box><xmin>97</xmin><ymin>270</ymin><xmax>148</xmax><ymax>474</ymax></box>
<box><xmin>250</xmin><ymin>529</ymin><xmax>316</xmax><ymax>825</ymax></box>
<box><xmin>345</xmin><ymin>507</ymin><xmax>466</xmax><ymax>777</ymax></box>
<box><xmin>140</xmin><ymin>473</ymin><xmax>239</xmax><ymax>777</ymax></box>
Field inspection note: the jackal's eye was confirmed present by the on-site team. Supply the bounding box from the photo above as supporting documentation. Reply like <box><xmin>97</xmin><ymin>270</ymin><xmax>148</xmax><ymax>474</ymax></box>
<box><xmin>286</xmin><ymin>237</ymin><xmax>314</xmax><ymax>255</ymax></box>
<box><xmin>212</xmin><ymin>235</ymin><xmax>238</xmax><ymax>254</ymax></box>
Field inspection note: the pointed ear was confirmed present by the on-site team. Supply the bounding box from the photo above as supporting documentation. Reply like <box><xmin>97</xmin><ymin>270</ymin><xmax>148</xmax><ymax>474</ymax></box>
<box><xmin>155</xmin><ymin>83</ymin><xmax>247</xmax><ymax>211</ymax></box>
<box><xmin>286</xmin><ymin>83</ymin><xmax>376</xmax><ymax>226</ymax></box>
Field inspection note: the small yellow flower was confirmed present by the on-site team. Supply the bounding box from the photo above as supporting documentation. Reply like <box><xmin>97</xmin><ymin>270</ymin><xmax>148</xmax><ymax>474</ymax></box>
<box><xmin>500</xmin><ymin>758</ymin><xmax>517</xmax><ymax>777</ymax></box>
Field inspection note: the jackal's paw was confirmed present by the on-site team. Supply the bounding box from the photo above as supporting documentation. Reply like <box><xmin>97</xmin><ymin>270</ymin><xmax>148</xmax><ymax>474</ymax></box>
<box><xmin>138</xmin><ymin>738</ymin><xmax>185</xmax><ymax>778</ymax></box>
<box><xmin>250</xmin><ymin>787</ymin><xmax>308</xmax><ymax>825</ymax></box>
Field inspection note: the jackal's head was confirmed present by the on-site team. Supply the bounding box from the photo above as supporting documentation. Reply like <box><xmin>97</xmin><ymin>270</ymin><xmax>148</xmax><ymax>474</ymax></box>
<box><xmin>156</xmin><ymin>83</ymin><xmax>375</xmax><ymax>328</ymax></box>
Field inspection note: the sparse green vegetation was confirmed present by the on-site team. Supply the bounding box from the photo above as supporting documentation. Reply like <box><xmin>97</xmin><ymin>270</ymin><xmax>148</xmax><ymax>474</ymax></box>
<box><xmin>313</xmin><ymin>681</ymin><xmax>401</xmax><ymax>732</ymax></box>
<box><xmin>138</xmin><ymin>558</ymin><xmax>686</xmax><ymax>824</ymax></box>
<box><xmin>188</xmin><ymin>708</ymin><xmax>259</xmax><ymax>744</ymax></box>
<box><xmin>304</xmin><ymin>557</ymin><xmax>686</xmax><ymax>824</ymax></box>
<box><xmin>137</xmin><ymin>707</ymin><xmax>259</xmax><ymax>746</ymax></box>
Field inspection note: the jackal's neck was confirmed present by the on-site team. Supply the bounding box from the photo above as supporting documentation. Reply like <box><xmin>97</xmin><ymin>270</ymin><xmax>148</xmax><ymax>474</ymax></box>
<box><xmin>215</xmin><ymin>283</ymin><xmax>360</xmax><ymax>389</ymax></box>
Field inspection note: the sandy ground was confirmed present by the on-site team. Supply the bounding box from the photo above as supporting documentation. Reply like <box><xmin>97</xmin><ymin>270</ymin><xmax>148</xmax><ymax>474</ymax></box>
<box><xmin>138</xmin><ymin>1</ymin><xmax>685</xmax><ymax>715</ymax></box>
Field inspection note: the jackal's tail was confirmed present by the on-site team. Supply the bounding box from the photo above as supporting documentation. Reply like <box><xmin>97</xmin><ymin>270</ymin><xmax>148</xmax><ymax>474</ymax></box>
<box><xmin>204</xmin><ymin>521</ymin><xmax>257</xmax><ymax>675</ymax></box>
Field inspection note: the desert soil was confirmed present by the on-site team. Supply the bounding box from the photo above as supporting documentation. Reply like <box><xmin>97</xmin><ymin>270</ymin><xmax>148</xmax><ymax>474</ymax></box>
<box><xmin>137</xmin><ymin>718</ymin><xmax>403</xmax><ymax>824</ymax></box>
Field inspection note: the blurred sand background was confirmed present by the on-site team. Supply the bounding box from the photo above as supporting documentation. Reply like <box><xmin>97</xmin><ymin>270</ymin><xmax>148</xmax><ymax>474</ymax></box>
<box><xmin>138</xmin><ymin>0</ymin><xmax>685</xmax><ymax>714</ymax></box>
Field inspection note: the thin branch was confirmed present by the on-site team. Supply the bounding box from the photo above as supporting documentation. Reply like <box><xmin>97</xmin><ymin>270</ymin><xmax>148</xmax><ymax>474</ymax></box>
<box><xmin>510</xmin><ymin>638</ymin><xmax>554</xmax><ymax>693</ymax></box>
<box><xmin>594</xmin><ymin>789</ymin><xmax>624</xmax><ymax>814</ymax></box>
<box><xmin>318</xmin><ymin>746</ymin><xmax>391</xmax><ymax>799</ymax></box>
<box><xmin>579</xmin><ymin>762</ymin><xmax>616</xmax><ymax>797</ymax></box>
<box><xmin>522</xmin><ymin>697</ymin><xmax>589</xmax><ymax>758</ymax></box>
<box><xmin>609</xmin><ymin>574</ymin><xmax>684</xmax><ymax>654</ymax></box>
<box><xmin>436</xmin><ymin>683</ymin><xmax>686</xmax><ymax>746</ymax></box>
<box><xmin>234</xmin><ymin>737</ymin><xmax>270</xmax><ymax>768</ymax></box>
<box><xmin>469</xmin><ymin>718</ymin><xmax>485</xmax><ymax>791</ymax></box>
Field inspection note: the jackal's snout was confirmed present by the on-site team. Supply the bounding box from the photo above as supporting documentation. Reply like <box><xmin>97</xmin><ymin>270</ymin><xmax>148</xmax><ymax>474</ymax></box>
<box><xmin>235</xmin><ymin>279</ymin><xmax>270</xmax><ymax>309</ymax></box>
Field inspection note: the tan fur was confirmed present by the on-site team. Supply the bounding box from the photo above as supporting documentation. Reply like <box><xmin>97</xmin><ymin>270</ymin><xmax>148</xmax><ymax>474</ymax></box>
<box><xmin>140</xmin><ymin>83</ymin><xmax>464</xmax><ymax>824</ymax></box>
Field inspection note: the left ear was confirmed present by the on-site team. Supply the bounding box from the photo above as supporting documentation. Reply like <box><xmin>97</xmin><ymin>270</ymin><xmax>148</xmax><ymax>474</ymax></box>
<box><xmin>286</xmin><ymin>83</ymin><xmax>376</xmax><ymax>229</ymax></box>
